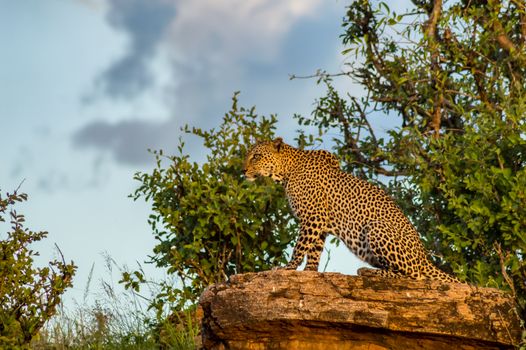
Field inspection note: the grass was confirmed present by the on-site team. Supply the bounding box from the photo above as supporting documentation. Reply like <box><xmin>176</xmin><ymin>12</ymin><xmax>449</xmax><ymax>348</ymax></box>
<box><xmin>30</xmin><ymin>255</ymin><xmax>200</xmax><ymax>350</ymax></box>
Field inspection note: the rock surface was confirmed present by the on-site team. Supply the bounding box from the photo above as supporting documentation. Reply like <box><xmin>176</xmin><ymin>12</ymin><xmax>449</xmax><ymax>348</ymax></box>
<box><xmin>199</xmin><ymin>270</ymin><xmax>521</xmax><ymax>350</ymax></box>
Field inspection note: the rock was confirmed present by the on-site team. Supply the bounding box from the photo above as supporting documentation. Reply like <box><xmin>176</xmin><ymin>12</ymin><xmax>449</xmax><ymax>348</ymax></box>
<box><xmin>199</xmin><ymin>270</ymin><xmax>521</xmax><ymax>350</ymax></box>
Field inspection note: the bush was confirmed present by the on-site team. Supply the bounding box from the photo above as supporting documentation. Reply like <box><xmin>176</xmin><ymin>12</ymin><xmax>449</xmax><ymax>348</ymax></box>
<box><xmin>32</xmin><ymin>256</ymin><xmax>193</xmax><ymax>350</ymax></box>
<box><xmin>0</xmin><ymin>188</ymin><xmax>76</xmax><ymax>348</ymax></box>
<box><xmin>124</xmin><ymin>93</ymin><xmax>297</xmax><ymax>313</ymax></box>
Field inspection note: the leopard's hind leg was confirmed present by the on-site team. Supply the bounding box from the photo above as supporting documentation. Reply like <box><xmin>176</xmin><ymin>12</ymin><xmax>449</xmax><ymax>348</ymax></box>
<box><xmin>362</xmin><ymin>221</ymin><xmax>428</xmax><ymax>279</ymax></box>
<box><xmin>357</xmin><ymin>267</ymin><xmax>407</xmax><ymax>278</ymax></box>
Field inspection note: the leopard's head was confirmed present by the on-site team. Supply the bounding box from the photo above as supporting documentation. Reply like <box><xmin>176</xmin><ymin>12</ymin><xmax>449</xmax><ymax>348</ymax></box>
<box><xmin>243</xmin><ymin>137</ymin><xmax>287</xmax><ymax>183</ymax></box>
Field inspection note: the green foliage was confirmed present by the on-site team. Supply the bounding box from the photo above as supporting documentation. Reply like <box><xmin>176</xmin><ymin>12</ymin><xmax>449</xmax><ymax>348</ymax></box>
<box><xmin>298</xmin><ymin>0</ymin><xmax>526</xmax><ymax>329</ymax></box>
<box><xmin>156</xmin><ymin>306</ymin><xmax>200</xmax><ymax>350</ymax></box>
<box><xmin>33</xmin><ymin>256</ymin><xmax>197</xmax><ymax>350</ymax></box>
<box><xmin>125</xmin><ymin>93</ymin><xmax>296</xmax><ymax>312</ymax></box>
<box><xmin>0</xmin><ymin>188</ymin><xmax>76</xmax><ymax>348</ymax></box>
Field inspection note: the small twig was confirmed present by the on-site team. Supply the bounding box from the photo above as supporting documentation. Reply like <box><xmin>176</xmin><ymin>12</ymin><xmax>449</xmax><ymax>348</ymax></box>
<box><xmin>494</xmin><ymin>242</ymin><xmax>516</xmax><ymax>297</ymax></box>
<box><xmin>15</xmin><ymin>179</ymin><xmax>26</xmax><ymax>193</ymax></box>
<box><xmin>55</xmin><ymin>243</ymin><xmax>67</xmax><ymax>266</ymax></box>
<box><xmin>289</xmin><ymin>71</ymin><xmax>350</xmax><ymax>80</ymax></box>
<box><xmin>497</xmin><ymin>309</ymin><xmax>519</xmax><ymax>348</ymax></box>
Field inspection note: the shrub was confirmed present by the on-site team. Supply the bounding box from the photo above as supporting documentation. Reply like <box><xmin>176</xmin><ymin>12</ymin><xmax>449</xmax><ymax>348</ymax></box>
<box><xmin>124</xmin><ymin>93</ymin><xmax>297</xmax><ymax>313</ymax></box>
<box><xmin>0</xmin><ymin>188</ymin><xmax>76</xmax><ymax>348</ymax></box>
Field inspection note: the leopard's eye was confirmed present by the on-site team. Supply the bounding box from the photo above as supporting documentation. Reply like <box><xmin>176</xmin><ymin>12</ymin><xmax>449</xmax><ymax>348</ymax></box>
<box><xmin>252</xmin><ymin>153</ymin><xmax>262</xmax><ymax>161</ymax></box>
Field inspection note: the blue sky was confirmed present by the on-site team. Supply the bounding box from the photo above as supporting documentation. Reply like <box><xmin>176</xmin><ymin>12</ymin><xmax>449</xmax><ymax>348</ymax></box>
<box><xmin>1</xmin><ymin>0</ymin><xmax>373</xmax><ymax>304</ymax></box>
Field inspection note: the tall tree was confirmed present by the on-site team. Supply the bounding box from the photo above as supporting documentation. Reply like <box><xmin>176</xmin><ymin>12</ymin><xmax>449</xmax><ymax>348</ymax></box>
<box><xmin>298</xmin><ymin>0</ymin><xmax>526</xmax><ymax>322</ymax></box>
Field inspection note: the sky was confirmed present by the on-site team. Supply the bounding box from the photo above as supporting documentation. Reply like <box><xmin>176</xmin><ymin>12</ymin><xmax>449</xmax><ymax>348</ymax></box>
<box><xmin>0</xmin><ymin>0</ymin><xmax>374</xmax><ymax>305</ymax></box>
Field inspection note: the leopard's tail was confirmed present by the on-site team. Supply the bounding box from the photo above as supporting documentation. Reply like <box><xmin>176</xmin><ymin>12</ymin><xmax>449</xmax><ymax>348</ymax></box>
<box><xmin>422</xmin><ymin>262</ymin><xmax>463</xmax><ymax>283</ymax></box>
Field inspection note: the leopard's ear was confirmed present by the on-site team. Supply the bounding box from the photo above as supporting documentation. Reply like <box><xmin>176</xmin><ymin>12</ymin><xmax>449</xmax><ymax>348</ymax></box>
<box><xmin>273</xmin><ymin>137</ymin><xmax>283</xmax><ymax>152</ymax></box>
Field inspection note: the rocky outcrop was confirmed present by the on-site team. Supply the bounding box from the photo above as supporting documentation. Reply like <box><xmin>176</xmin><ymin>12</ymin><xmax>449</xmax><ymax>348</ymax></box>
<box><xmin>199</xmin><ymin>270</ymin><xmax>521</xmax><ymax>350</ymax></box>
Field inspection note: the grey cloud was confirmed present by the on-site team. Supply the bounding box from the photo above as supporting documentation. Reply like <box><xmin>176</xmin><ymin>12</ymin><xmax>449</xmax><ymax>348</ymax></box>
<box><xmin>96</xmin><ymin>0</ymin><xmax>175</xmax><ymax>98</ymax></box>
<box><xmin>77</xmin><ymin>1</ymin><xmax>344</xmax><ymax>167</ymax></box>
<box><xmin>166</xmin><ymin>2</ymin><xmax>344</xmax><ymax>127</ymax></box>
<box><xmin>37</xmin><ymin>171</ymin><xmax>70</xmax><ymax>193</ymax></box>
<box><xmin>73</xmin><ymin>119</ymin><xmax>179</xmax><ymax>165</ymax></box>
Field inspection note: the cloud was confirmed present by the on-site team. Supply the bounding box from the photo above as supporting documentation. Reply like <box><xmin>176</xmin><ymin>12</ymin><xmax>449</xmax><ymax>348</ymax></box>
<box><xmin>73</xmin><ymin>118</ymin><xmax>180</xmax><ymax>164</ymax></box>
<box><xmin>163</xmin><ymin>0</ymin><xmax>326</xmax><ymax>115</ymax></box>
<box><xmin>166</xmin><ymin>0</ymin><xmax>322</xmax><ymax>65</ymax></box>
<box><xmin>75</xmin><ymin>0</ymin><xmax>344</xmax><ymax>166</ymax></box>
<box><xmin>95</xmin><ymin>0</ymin><xmax>175</xmax><ymax>99</ymax></box>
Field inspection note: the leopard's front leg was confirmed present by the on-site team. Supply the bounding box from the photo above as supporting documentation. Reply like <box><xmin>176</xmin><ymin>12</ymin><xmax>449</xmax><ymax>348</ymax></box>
<box><xmin>283</xmin><ymin>228</ymin><xmax>308</xmax><ymax>270</ymax></box>
<box><xmin>284</xmin><ymin>224</ymin><xmax>327</xmax><ymax>271</ymax></box>
<box><xmin>305</xmin><ymin>230</ymin><xmax>327</xmax><ymax>271</ymax></box>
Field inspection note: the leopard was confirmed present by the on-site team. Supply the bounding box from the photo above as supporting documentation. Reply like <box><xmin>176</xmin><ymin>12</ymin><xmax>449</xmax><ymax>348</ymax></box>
<box><xmin>243</xmin><ymin>137</ymin><xmax>460</xmax><ymax>283</ymax></box>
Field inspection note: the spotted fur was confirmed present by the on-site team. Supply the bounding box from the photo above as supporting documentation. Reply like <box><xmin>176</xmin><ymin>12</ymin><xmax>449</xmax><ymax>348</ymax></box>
<box><xmin>243</xmin><ymin>137</ymin><xmax>459</xmax><ymax>283</ymax></box>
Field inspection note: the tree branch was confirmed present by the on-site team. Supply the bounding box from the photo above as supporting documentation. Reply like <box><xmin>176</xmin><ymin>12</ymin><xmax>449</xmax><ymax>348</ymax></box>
<box><xmin>424</xmin><ymin>0</ymin><xmax>444</xmax><ymax>137</ymax></box>
<box><xmin>480</xmin><ymin>0</ymin><xmax>526</xmax><ymax>68</ymax></box>
<box><xmin>493</xmin><ymin>18</ymin><xmax>519</xmax><ymax>54</ymax></box>
<box><xmin>510</xmin><ymin>0</ymin><xmax>526</xmax><ymax>43</ymax></box>
<box><xmin>330</xmin><ymin>98</ymin><xmax>405</xmax><ymax>177</ymax></box>
<box><xmin>425</xmin><ymin>0</ymin><xmax>443</xmax><ymax>39</ymax></box>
